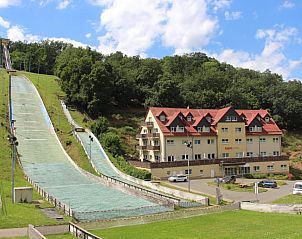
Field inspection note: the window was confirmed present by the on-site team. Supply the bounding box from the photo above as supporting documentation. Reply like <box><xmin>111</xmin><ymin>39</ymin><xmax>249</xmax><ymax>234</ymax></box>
<box><xmin>254</xmin><ymin>166</ymin><xmax>260</xmax><ymax>172</ymax></box>
<box><xmin>194</xmin><ymin>139</ymin><xmax>201</xmax><ymax>144</ymax></box>
<box><xmin>232</xmin><ymin>116</ymin><xmax>238</xmax><ymax>121</ymax></box>
<box><xmin>167</xmin><ymin>140</ymin><xmax>174</xmax><ymax>145</ymax></box>
<box><xmin>202</xmin><ymin>126</ymin><xmax>210</xmax><ymax>132</ymax></box>
<box><xmin>222</xmin><ymin>127</ymin><xmax>228</xmax><ymax>132</ymax></box>
<box><xmin>267</xmin><ymin>165</ymin><xmax>274</xmax><ymax>171</ymax></box>
<box><xmin>247</xmin><ymin>138</ymin><xmax>253</xmax><ymax>144</ymax></box>
<box><xmin>182</xmin><ymin>154</ymin><xmax>189</xmax><ymax>160</ymax></box>
<box><xmin>260</xmin><ymin>151</ymin><xmax>267</xmax><ymax>157</ymax></box>
<box><xmin>167</xmin><ymin>155</ymin><xmax>175</xmax><ymax>162</ymax></box>
<box><xmin>236</xmin><ymin>152</ymin><xmax>243</xmax><ymax>158</ymax></box>
<box><xmin>222</xmin><ymin>139</ymin><xmax>229</xmax><ymax>144</ymax></box>
<box><xmin>247</xmin><ymin>152</ymin><xmax>254</xmax><ymax>157</ymax></box>
<box><xmin>226</xmin><ymin>116</ymin><xmax>231</xmax><ymax>122</ymax></box>
<box><xmin>273</xmin><ymin>151</ymin><xmax>279</xmax><ymax>156</ymax></box>
<box><xmin>170</xmin><ymin>127</ymin><xmax>176</xmax><ymax>132</ymax></box>
<box><xmin>260</xmin><ymin>138</ymin><xmax>266</xmax><ymax>143</ymax></box>
<box><xmin>177</xmin><ymin>126</ymin><xmax>184</xmax><ymax>132</ymax></box>
<box><xmin>249</xmin><ymin>126</ymin><xmax>262</xmax><ymax>132</ymax></box>
<box><xmin>281</xmin><ymin>164</ymin><xmax>287</xmax><ymax>170</ymax></box>
<box><xmin>143</xmin><ymin>129</ymin><xmax>147</xmax><ymax>134</ymax></box>
<box><xmin>265</xmin><ymin>117</ymin><xmax>270</xmax><ymax>123</ymax></box>
<box><xmin>239</xmin><ymin>166</ymin><xmax>250</xmax><ymax>174</ymax></box>
<box><xmin>143</xmin><ymin>155</ymin><xmax>148</xmax><ymax>160</ymax></box>
<box><xmin>160</xmin><ymin>115</ymin><xmax>166</xmax><ymax>121</ymax></box>
<box><xmin>208</xmin><ymin>153</ymin><xmax>215</xmax><ymax>159</ymax></box>
<box><xmin>154</xmin><ymin>140</ymin><xmax>159</xmax><ymax>146</ymax></box>
<box><xmin>149</xmin><ymin>155</ymin><xmax>152</xmax><ymax>160</ymax></box>
<box><xmin>235</xmin><ymin>127</ymin><xmax>242</xmax><ymax>132</ymax></box>
<box><xmin>184</xmin><ymin>169</ymin><xmax>192</xmax><ymax>175</ymax></box>
<box><xmin>222</xmin><ymin>153</ymin><xmax>229</xmax><ymax>158</ymax></box>
<box><xmin>235</xmin><ymin>138</ymin><xmax>242</xmax><ymax>144</ymax></box>
<box><xmin>155</xmin><ymin>155</ymin><xmax>160</xmax><ymax>162</ymax></box>
<box><xmin>197</xmin><ymin>127</ymin><xmax>202</xmax><ymax>132</ymax></box>
<box><xmin>200</xmin><ymin>170</ymin><xmax>204</xmax><ymax>175</ymax></box>
<box><xmin>207</xmin><ymin>139</ymin><xmax>215</xmax><ymax>144</ymax></box>
<box><xmin>206</xmin><ymin>116</ymin><xmax>211</xmax><ymax>122</ymax></box>
<box><xmin>195</xmin><ymin>154</ymin><xmax>201</xmax><ymax>160</ymax></box>
<box><xmin>154</xmin><ymin>128</ymin><xmax>158</xmax><ymax>133</ymax></box>
<box><xmin>273</xmin><ymin>137</ymin><xmax>279</xmax><ymax>143</ymax></box>
<box><xmin>187</xmin><ymin>116</ymin><xmax>192</xmax><ymax>122</ymax></box>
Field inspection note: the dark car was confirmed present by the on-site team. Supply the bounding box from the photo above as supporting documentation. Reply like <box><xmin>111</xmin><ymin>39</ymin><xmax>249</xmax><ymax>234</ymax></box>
<box><xmin>222</xmin><ymin>175</ymin><xmax>236</xmax><ymax>184</ymax></box>
<box><xmin>258</xmin><ymin>180</ymin><xmax>277</xmax><ymax>188</ymax></box>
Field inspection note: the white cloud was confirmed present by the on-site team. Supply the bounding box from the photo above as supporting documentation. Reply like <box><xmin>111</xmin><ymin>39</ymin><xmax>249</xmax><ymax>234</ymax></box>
<box><xmin>281</xmin><ymin>0</ymin><xmax>294</xmax><ymax>9</ymax></box>
<box><xmin>85</xmin><ymin>33</ymin><xmax>92</xmax><ymax>38</ymax></box>
<box><xmin>0</xmin><ymin>16</ymin><xmax>10</xmax><ymax>28</ymax></box>
<box><xmin>224</xmin><ymin>11</ymin><xmax>242</xmax><ymax>21</ymax></box>
<box><xmin>0</xmin><ymin>0</ymin><xmax>21</xmax><ymax>8</ymax></box>
<box><xmin>46</xmin><ymin>37</ymin><xmax>91</xmax><ymax>48</ymax></box>
<box><xmin>163</xmin><ymin>0</ymin><xmax>218</xmax><ymax>55</ymax></box>
<box><xmin>7</xmin><ymin>25</ymin><xmax>40</xmax><ymax>42</ymax></box>
<box><xmin>97</xmin><ymin>0</ymin><xmax>168</xmax><ymax>56</ymax></box>
<box><xmin>57</xmin><ymin>0</ymin><xmax>71</xmax><ymax>9</ymax></box>
<box><xmin>96</xmin><ymin>0</ymin><xmax>219</xmax><ymax>56</ymax></box>
<box><xmin>209</xmin><ymin>0</ymin><xmax>232</xmax><ymax>11</ymax></box>
<box><xmin>212</xmin><ymin>26</ymin><xmax>301</xmax><ymax>79</ymax></box>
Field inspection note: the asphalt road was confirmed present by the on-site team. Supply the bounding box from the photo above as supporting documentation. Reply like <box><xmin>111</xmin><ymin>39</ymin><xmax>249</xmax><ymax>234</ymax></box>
<box><xmin>167</xmin><ymin>178</ymin><xmax>296</xmax><ymax>203</ymax></box>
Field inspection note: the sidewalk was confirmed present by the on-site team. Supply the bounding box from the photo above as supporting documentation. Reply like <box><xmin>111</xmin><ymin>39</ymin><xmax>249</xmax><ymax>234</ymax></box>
<box><xmin>0</xmin><ymin>227</ymin><xmax>27</xmax><ymax>238</ymax></box>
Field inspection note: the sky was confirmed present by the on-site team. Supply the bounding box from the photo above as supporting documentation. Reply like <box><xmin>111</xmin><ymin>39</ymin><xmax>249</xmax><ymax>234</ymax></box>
<box><xmin>0</xmin><ymin>0</ymin><xmax>301</xmax><ymax>80</ymax></box>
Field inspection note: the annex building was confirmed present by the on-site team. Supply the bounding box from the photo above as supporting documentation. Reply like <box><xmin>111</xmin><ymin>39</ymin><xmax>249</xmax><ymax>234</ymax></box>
<box><xmin>136</xmin><ymin>106</ymin><xmax>289</xmax><ymax>179</ymax></box>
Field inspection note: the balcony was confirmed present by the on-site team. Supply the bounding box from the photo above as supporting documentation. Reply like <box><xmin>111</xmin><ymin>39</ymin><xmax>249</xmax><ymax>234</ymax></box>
<box><xmin>136</xmin><ymin>145</ymin><xmax>147</xmax><ymax>150</ymax></box>
<box><xmin>143</xmin><ymin>121</ymin><xmax>154</xmax><ymax>128</ymax></box>
<box><xmin>136</xmin><ymin>133</ymin><xmax>160</xmax><ymax>139</ymax></box>
<box><xmin>147</xmin><ymin>145</ymin><xmax>160</xmax><ymax>151</ymax></box>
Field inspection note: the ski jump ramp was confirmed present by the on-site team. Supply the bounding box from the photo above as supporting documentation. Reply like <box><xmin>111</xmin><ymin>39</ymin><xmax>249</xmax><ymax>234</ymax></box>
<box><xmin>10</xmin><ymin>76</ymin><xmax>172</xmax><ymax>221</ymax></box>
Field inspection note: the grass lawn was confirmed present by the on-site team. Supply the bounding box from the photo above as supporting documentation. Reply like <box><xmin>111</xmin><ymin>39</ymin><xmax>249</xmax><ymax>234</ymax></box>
<box><xmin>0</xmin><ymin>69</ymin><xmax>70</xmax><ymax>228</ymax></box>
<box><xmin>273</xmin><ymin>194</ymin><xmax>302</xmax><ymax>204</ymax></box>
<box><xmin>207</xmin><ymin>182</ymin><xmax>267</xmax><ymax>193</ymax></box>
<box><xmin>92</xmin><ymin>210</ymin><xmax>302</xmax><ymax>239</ymax></box>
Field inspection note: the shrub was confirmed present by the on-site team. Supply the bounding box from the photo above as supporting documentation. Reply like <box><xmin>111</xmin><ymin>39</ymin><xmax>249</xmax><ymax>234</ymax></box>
<box><xmin>101</xmin><ymin>132</ymin><xmax>124</xmax><ymax>156</ymax></box>
<box><xmin>91</xmin><ymin>116</ymin><xmax>109</xmax><ymax>137</ymax></box>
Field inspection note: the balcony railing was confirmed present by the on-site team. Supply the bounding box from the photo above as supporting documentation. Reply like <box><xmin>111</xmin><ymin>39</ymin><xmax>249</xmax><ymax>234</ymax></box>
<box><xmin>147</xmin><ymin>145</ymin><xmax>160</xmax><ymax>151</ymax></box>
<box><xmin>143</xmin><ymin>121</ymin><xmax>154</xmax><ymax>128</ymax></box>
<box><xmin>136</xmin><ymin>133</ymin><xmax>160</xmax><ymax>138</ymax></box>
<box><xmin>150</xmin><ymin>155</ymin><xmax>289</xmax><ymax>169</ymax></box>
<box><xmin>136</xmin><ymin>145</ymin><xmax>147</xmax><ymax>150</ymax></box>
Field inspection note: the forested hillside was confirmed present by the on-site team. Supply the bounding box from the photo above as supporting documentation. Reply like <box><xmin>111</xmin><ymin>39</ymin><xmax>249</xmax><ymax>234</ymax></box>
<box><xmin>9</xmin><ymin>41</ymin><xmax>302</xmax><ymax>130</ymax></box>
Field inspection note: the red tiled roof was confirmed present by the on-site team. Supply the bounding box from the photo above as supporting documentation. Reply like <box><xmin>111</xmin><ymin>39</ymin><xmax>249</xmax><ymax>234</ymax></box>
<box><xmin>149</xmin><ymin>107</ymin><xmax>282</xmax><ymax>136</ymax></box>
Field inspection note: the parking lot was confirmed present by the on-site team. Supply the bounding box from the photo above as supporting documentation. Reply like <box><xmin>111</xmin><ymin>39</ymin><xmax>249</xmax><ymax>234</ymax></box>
<box><xmin>166</xmin><ymin>178</ymin><xmax>296</xmax><ymax>203</ymax></box>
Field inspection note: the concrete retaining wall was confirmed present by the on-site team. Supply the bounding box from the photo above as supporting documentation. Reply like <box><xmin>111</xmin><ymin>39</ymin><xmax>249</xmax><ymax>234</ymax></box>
<box><xmin>79</xmin><ymin>203</ymin><xmax>240</xmax><ymax>230</ymax></box>
<box><xmin>35</xmin><ymin>225</ymin><xmax>69</xmax><ymax>235</ymax></box>
<box><xmin>28</xmin><ymin>225</ymin><xmax>47</xmax><ymax>239</ymax></box>
<box><xmin>241</xmin><ymin>202</ymin><xmax>302</xmax><ymax>214</ymax></box>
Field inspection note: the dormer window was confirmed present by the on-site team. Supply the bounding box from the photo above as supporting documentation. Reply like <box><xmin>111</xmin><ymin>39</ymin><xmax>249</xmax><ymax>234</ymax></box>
<box><xmin>170</xmin><ymin>127</ymin><xmax>176</xmax><ymax>132</ymax></box>
<box><xmin>257</xmin><ymin>116</ymin><xmax>261</xmax><ymax>121</ymax></box>
<box><xmin>203</xmin><ymin>126</ymin><xmax>210</xmax><ymax>132</ymax></box>
<box><xmin>179</xmin><ymin>115</ymin><xmax>183</xmax><ymax>120</ymax></box>
<box><xmin>265</xmin><ymin>117</ymin><xmax>270</xmax><ymax>123</ymax></box>
<box><xmin>187</xmin><ymin>116</ymin><xmax>192</xmax><ymax>122</ymax></box>
<box><xmin>226</xmin><ymin>116</ymin><xmax>237</xmax><ymax>122</ymax></box>
<box><xmin>177</xmin><ymin>126</ymin><xmax>185</xmax><ymax>132</ymax></box>
<box><xmin>160</xmin><ymin>114</ymin><xmax>166</xmax><ymax>122</ymax></box>
<box><xmin>197</xmin><ymin>127</ymin><xmax>202</xmax><ymax>132</ymax></box>
<box><xmin>206</xmin><ymin>116</ymin><xmax>211</xmax><ymax>123</ymax></box>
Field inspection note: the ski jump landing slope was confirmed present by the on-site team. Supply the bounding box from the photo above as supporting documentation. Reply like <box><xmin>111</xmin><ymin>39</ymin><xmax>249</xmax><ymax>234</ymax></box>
<box><xmin>10</xmin><ymin>76</ymin><xmax>171</xmax><ymax>221</ymax></box>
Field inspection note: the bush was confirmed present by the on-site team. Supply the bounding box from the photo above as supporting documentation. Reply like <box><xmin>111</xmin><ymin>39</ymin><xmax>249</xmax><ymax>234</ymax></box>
<box><xmin>91</xmin><ymin>116</ymin><xmax>109</xmax><ymax>137</ymax></box>
<box><xmin>101</xmin><ymin>132</ymin><xmax>124</xmax><ymax>156</ymax></box>
<box><xmin>108</xmin><ymin>153</ymin><xmax>151</xmax><ymax>180</ymax></box>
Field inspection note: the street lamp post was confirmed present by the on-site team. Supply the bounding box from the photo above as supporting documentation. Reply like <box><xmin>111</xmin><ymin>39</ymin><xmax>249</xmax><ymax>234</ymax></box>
<box><xmin>185</xmin><ymin>142</ymin><xmax>193</xmax><ymax>192</ymax></box>
<box><xmin>89</xmin><ymin>135</ymin><xmax>93</xmax><ymax>162</ymax></box>
<box><xmin>8</xmin><ymin>120</ymin><xmax>18</xmax><ymax>203</ymax></box>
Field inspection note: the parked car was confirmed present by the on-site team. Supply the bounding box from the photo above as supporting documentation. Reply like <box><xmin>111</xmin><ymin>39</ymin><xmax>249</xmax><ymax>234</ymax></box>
<box><xmin>258</xmin><ymin>180</ymin><xmax>277</xmax><ymax>188</ymax></box>
<box><xmin>222</xmin><ymin>175</ymin><xmax>236</xmax><ymax>184</ymax></box>
<box><xmin>293</xmin><ymin>182</ymin><xmax>302</xmax><ymax>195</ymax></box>
<box><xmin>168</xmin><ymin>174</ymin><xmax>188</xmax><ymax>182</ymax></box>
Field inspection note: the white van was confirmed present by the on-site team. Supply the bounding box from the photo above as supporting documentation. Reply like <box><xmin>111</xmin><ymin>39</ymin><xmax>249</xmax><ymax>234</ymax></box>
<box><xmin>293</xmin><ymin>182</ymin><xmax>302</xmax><ymax>195</ymax></box>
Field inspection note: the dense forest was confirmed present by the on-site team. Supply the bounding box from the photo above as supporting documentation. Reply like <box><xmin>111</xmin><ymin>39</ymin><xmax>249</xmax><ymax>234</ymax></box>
<box><xmin>9</xmin><ymin>40</ymin><xmax>302</xmax><ymax>131</ymax></box>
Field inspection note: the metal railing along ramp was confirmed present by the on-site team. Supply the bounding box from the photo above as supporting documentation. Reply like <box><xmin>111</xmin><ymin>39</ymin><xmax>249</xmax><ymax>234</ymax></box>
<box><xmin>10</xmin><ymin>76</ymin><xmax>173</xmax><ymax>221</ymax></box>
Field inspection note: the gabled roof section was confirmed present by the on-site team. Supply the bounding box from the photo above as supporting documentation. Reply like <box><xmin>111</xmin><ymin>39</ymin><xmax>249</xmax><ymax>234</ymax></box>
<box><xmin>212</xmin><ymin>106</ymin><xmax>232</xmax><ymax>125</ymax></box>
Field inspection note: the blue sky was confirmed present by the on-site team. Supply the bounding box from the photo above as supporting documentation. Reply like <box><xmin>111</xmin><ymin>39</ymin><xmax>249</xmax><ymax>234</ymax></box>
<box><xmin>0</xmin><ymin>0</ymin><xmax>301</xmax><ymax>80</ymax></box>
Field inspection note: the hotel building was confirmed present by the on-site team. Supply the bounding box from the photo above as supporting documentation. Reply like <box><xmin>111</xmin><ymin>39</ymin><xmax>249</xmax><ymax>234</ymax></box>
<box><xmin>136</xmin><ymin>106</ymin><xmax>289</xmax><ymax>179</ymax></box>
